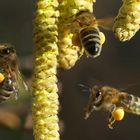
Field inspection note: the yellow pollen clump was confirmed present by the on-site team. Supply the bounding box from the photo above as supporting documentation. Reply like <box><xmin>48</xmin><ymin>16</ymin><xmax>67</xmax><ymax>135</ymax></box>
<box><xmin>112</xmin><ymin>107</ymin><xmax>125</xmax><ymax>121</ymax></box>
<box><xmin>99</xmin><ymin>31</ymin><xmax>105</xmax><ymax>45</ymax></box>
<box><xmin>0</xmin><ymin>73</ymin><xmax>5</xmax><ymax>83</ymax></box>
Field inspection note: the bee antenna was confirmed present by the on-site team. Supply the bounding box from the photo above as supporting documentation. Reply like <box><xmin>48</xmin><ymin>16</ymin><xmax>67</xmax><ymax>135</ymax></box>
<box><xmin>79</xmin><ymin>84</ymin><xmax>92</xmax><ymax>92</ymax></box>
<box><xmin>79</xmin><ymin>84</ymin><xmax>89</xmax><ymax>89</ymax></box>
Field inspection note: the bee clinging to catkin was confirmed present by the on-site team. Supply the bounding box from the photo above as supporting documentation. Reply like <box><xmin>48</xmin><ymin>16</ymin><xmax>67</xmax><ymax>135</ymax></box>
<box><xmin>85</xmin><ymin>85</ymin><xmax>140</xmax><ymax>129</ymax></box>
<box><xmin>0</xmin><ymin>43</ymin><xmax>28</xmax><ymax>103</ymax></box>
<box><xmin>71</xmin><ymin>10</ymin><xmax>113</xmax><ymax>58</ymax></box>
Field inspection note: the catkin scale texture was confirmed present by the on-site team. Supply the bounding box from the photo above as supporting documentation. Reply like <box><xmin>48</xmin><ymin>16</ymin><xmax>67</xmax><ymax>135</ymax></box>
<box><xmin>32</xmin><ymin>0</ymin><xmax>60</xmax><ymax>140</ymax></box>
<box><xmin>113</xmin><ymin>0</ymin><xmax>140</xmax><ymax>41</ymax></box>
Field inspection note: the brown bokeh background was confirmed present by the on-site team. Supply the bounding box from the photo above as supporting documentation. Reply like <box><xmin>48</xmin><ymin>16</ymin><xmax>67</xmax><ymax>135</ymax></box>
<box><xmin>0</xmin><ymin>0</ymin><xmax>140</xmax><ymax>140</ymax></box>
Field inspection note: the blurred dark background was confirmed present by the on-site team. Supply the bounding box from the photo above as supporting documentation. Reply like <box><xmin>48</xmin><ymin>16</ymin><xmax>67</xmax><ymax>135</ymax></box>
<box><xmin>0</xmin><ymin>0</ymin><xmax>140</xmax><ymax>140</ymax></box>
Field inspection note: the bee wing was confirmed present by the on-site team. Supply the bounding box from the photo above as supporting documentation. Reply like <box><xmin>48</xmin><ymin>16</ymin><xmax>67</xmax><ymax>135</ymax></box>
<box><xmin>97</xmin><ymin>17</ymin><xmax>115</xmax><ymax>30</ymax></box>
<box><xmin>14</xmin><ymin>69</ymin><xmax>29</xmax><ymax>94</ymax></box>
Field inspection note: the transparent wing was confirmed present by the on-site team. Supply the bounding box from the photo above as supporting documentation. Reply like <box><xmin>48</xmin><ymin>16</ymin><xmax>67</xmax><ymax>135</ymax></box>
<box><xmin>97</xmin><ymin>17</ymin><xmax>115</xmax><ymax>31</ymax></box>
<box><xmin>14</xmin><ymin>68</ymin><xmax>29</xmax><ymax>95</ymax></box>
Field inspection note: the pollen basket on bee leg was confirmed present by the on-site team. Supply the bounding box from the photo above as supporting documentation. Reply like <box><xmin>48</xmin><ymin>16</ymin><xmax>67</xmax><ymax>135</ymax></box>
<box><xmin>0</xmin><ymin>73</ymin><xmax>5</xmax><ymax>83</ymax></box>
<box><xmin>112</xmin><ymin>107</ymin><xmax>125</xmax><ymax>121</ymax></box>
<box><xmin>108</xmin><ymin>107</ymin><xmax>125</xmax><ymax>129</ymax></box>
<box><xmin>99</xmin><ymin>32</ymin><xmax>105</xmax><ymax>45</ymax></box>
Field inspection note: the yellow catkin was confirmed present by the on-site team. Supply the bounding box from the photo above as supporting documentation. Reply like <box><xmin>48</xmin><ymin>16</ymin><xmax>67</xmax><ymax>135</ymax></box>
<box><xmin>112</xmin><ymin>108</ymin><xmax>125</xmax><ymax>121</ymax></box>
<box><xmin>0</xmin><ymin>73</ymin><xmax>5</xmax><ymax>83</ymax></box>
<box><xmin>113</xmin><ymin>0</ymin><xmax>140</xmax><ymax>41</ymax></box>
<box><xmin>58</xmin><ymin>0</ymin><xmax>96</xmax><ymax>69</ymax></box>
<box><xmin>32</xmin><ymin>0</ymin><xmax>60</xmax><ymax>140</ymax></box>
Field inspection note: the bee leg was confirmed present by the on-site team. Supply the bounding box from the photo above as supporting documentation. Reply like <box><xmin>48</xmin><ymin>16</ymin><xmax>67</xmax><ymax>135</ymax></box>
<box><xmin>0</xmin><ymin>94</ymin><xmax>11</xmax><ymax>100</ymax></box>
<box><xmin>12</xmin><ymin>85</ymin><xmax>19</xmax><ymax>100</ymax></box>
<box><xmin>8</xmin><ymin>74</ymin><xmax>19</xmax><ymax>100</ymax></box>
<box><xmin>0</xmin><ymin>89</ymin><xmax>13</xmax><ymax>103</ymax></box>
<box><xmin>108</xmin><ymin>105</ymin><xmax>116</xmax><ymax>129</ymax></box>
<box><xmin>3</xmin><ymin>78</ymin><xmax>13</xmax><ymax>90</ymax></box>
<box><xmin>108</xmin><ymin>113</ymin><xmax>116</xmax><ymax>129</ymax></box>
<box><xmin>3</xmin><ymin>77</ymin><xmax>18</xmax><ymax>100</ymax></box>
<box><xmin>14</xmin><ymin>91</ymin><xmax>19</xmax><ymax>100</ymax></box>
<box><xmin>84</xmin><ymin>105</ymin><xmax>95</xmax><ymax>119</ymax></box>
<box><xmin>79</xmin><ymin>47</ymin><xmax>85</xmax><ymax>58</ymax></box>
<box><xmin>72</xmin><ymin>33</ymin><xmax>84</xmax><ymax>59</ymax></box>
<box><xmin>85</xmin><ymin>108</ymin><xmax>92</xmax><ymax>119</ymax></box>
<box><xmin>0</xmin><ymin>95</ymin><xmax>9</xmax><ymax>103</ymax></box>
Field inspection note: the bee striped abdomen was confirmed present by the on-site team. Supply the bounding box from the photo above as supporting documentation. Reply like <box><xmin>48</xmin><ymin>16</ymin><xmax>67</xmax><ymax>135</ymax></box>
<box><xmin>122</xmin><ymin>94</ymin><xmax>140</xmax><ymax>115</ymax></box>
<box><xmin>79</xmin><ymin>27</ymin><xmax>101</xmax><ymax>57</ymax></box>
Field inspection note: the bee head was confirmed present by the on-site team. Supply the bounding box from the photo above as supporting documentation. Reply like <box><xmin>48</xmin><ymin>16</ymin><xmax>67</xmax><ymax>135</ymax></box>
<box><xmin>0</xmin><ymin>43</ymin><xmax>16</xmax><ymax>59</ymax></box>
<box><xmin>75</xmin><ymin>10</ymin><xmax>97</xmax><ymax>28</ymax></box>
<box><xmin>90</xmin><ymin>85</ymin><xmax>103</xmax><ymax>107</ymax></box>
<box><xmin>85</xmin><ymin>85</ymin><xmax>103</xmax><ymax>119</ymax></box>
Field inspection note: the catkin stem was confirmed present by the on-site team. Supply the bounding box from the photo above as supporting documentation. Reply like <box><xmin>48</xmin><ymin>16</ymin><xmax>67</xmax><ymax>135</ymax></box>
<box><xmin>32</xmin><ymin>0</ymin><xmax>60</xmax><ymax>140</ymax></box>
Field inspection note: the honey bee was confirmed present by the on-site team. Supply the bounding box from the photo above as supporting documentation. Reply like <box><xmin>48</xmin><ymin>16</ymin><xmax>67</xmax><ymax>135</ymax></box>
<box><xmin>85</xmin><ymin>85</ymin><xmax>140</xmax><ymax>129</ymax></box>
<box><xmin>71</xmin><ymin>10</ymin><xmax>113</xmax><ymax>58</ymax></box>
<box><xmin>0</xmin><ymin>43</ymin><xmax>28</xmax><ymax>103</ymax></box>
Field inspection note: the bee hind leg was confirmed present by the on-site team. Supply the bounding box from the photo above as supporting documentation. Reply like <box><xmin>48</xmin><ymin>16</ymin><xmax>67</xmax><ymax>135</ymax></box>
<box><xmin>108</xmin><ymin>113</ymin><xmax>116</xmax><ymax>129</ymax></box>
<box><xmin>72</xmin><ymin>33</ymin><xmax>84</xmax><ymax>58</ymax></box>
<box><xmin>79</xmin><ymin>47</ymin><xmax>85</xmax><ymax>58</ymax></box>
<box><xmin>108</xmin><ymin>106</ymin><xmax>125</xmax><ymax>129</ymax></box>
<box><xmin>108</xmin><ymin>105</ymin><xmax>116</xmax><ymax>129</ymax></box>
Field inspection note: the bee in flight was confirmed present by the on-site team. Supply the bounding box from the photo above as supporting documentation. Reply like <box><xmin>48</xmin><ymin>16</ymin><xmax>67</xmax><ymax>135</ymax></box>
<box><xmin>0</xmin><ymin>43</ymin><xmax>28</xmax><ymax>103</ymax></box>
<box><xmin>71</xmin><ymin>10</ymin><xmax>113</xmax><ymax>58</ymax></box>
<box><xmin>84</xmin><ymin>85</ymin><xmax>140</xmax><ymax>129</ymax></box>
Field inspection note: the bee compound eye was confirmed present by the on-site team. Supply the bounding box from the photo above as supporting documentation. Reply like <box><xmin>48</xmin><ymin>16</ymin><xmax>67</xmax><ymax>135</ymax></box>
<box><xmin>2</xmin><ymin>48</ymin><xmax>14</xmax><ymax>55</ymax></box>
<box><xmin>3</xmin><ymin>48</ymin><xmax>10</xmax><ymax>54</ymax></box>
<box><xmin>95</xmin><ymin>91</ymin><xmax>101</xmax><ymax>98</ymax></box>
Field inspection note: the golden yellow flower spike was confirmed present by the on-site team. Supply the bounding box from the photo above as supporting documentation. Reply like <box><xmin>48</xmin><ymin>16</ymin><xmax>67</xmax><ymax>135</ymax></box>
<box><xmin>0</xmin><ymin>73</ymin><xmax>5</xmax><ymax>83</ymax></box>
<box><xmin>58</xmin><ymin>0</ymin><xmax>96</xmax><ymax>69</ymax></box>
<box><xmin>32</xmin><ymin>0</ymin><xmax>97</xmax><ymax>139</ymax></box>
<box><xmin>113</xmin><ymin>0</ymin><xmax>140</xmax><ymax>41</ymax></box>
<box><xmin>32</xmin><ymin>0</ymin><xmax>59</xmax><ymax>140</ymax></box>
